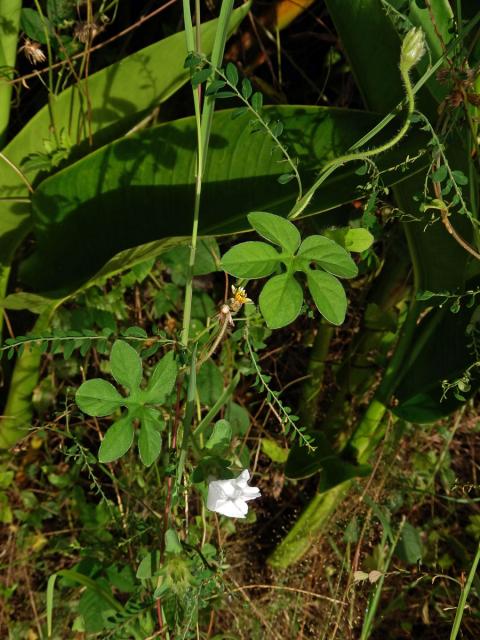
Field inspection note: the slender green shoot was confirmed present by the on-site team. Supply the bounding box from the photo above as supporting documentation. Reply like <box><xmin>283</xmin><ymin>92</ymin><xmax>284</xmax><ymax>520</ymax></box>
<box><xmin>360</xmin><ymin>518</ymin><xmax>406</xmax><ymax>640</ymax></box>
<box><xmin>33</xmin><ymin>0</ymin><xmax>58</xmax><ymax>144</ymax></box>
<box><xmin>181</xmin><ymin>0</ymin><xmax>236</xmax><ymax>348</ymax></box>
<box><xmin>176</xmin><ymin>345</ymin><xmax>198</xmax><ymax>489</ymax></box>
<box><xmin>450</xmin><ymin>541</ymin><xmax>480</xmax><ymax>640</ymax></box>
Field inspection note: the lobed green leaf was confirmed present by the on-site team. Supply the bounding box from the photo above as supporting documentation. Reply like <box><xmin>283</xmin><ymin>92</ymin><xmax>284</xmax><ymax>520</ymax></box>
<box><xmin>142</xmin><ymin>351</ymin><xmax>178</xmax><ymax>404</ymax></box>
<box><xmin>98</xmin><ymin>416</ymin><xmax>134</xmax><ymax>463</ymax></box>
<box><xmin>76</xmin><ymin>379</ymin><xmax>124</xmax><ymax>417</ymax></box>
<box><xmin>110</xmin><ymin>340</ymin><xmax>142</xmax><ymax>391</ymax></box>
<box><xmin>259</xmin><ymin>274</ymin><xmax>303</xmax><ymax>329</ymax></box>
<box><xmin>306</xmin><ymin>270</ymin><xmax>347</xmax><ymax>325</ymax></box>
<box><xmin>221</xmin><ymin>241</ymin><xmax>281</xmax><ymax>278</ymax></box>
<box><xmin>247</xmin><ymin>211</ymin><xmax>301</xmax><ymax>253</ymax></box>
<box><xmin>297</xmin><ymin>235</ymin><xmax>358</xmax><ymax>278</ymax></box>
<box><xmin>138</xmin><ymin>409</ymin><xmax>163</xmax><ymax>466</ymax></box>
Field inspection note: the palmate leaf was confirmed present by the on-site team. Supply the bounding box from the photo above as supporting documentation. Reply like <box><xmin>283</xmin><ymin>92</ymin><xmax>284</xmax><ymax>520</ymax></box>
<box><xmin>21</xmin><ymin>106</ymin><xmax>426</xmax><ymax>295</ymax></box>
<box><xmin>75</xmin><ymin>340</ymin><xmax>177</xmax><ymax>465</ymax></box>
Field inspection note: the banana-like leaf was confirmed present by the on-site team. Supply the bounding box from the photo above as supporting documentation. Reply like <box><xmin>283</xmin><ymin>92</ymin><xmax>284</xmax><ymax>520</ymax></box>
<box><xmin>0</xmin><ymin>306</ymin><xmax>56</xmax><ymax>448</ymax></box>
<box><xmin>0</xmin><ymin>4</ymin><xmax>250</xmax><ymax>269</ymax></box>
<box><xmin>21</xmin><ymin>105</ymin><xmax>428</xmax><ymax>295</ymax></box>
<box><xmin>325</xmin><ymin>0</ymin><xmax>404</xmax><ymax>112</ymax></box>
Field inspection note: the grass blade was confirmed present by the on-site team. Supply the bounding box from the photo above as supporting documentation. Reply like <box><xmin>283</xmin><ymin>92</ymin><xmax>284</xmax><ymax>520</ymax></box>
<box><xmin>450</xmin><ymin>541</ymin><xmax>480</xmax><ymax>640</ymax></box>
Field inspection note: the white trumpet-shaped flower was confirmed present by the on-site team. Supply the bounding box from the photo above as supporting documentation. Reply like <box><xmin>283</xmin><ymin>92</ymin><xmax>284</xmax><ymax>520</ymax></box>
<box><xmin>207</xmin><ymin>469</ymin><xmax>261</xmax><ymax>518</ymax></box>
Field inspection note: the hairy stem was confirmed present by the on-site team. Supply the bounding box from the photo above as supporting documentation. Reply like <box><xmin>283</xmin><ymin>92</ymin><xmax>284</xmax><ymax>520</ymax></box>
<box><xmin>288</xmin><ymin>40</ymin><xmax>418</xmax><ymax>220</ymax></box>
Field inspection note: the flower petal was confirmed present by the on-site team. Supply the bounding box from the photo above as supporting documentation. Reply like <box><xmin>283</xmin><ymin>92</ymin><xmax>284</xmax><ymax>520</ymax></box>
<box><xmin>214</xmin><ymin>498</ymin><xmax>247</xmax><ymax>518</ymax></box>
<box><xmin>235</xmin><ymin>469</ymin><xmax>250</xmax><ymax>487</ymax></box>
<box><xmin>242</xmin><ymin>486</ymin><xmax>261</xmax><ymax>500</ymax></box>
<box><xmin>207</xmin><ymin>480</ymin><xmax>231</xmax><ymax>510</ymax></box>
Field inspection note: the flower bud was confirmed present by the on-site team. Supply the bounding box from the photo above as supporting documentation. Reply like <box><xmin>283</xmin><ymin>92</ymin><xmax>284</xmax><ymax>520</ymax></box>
<box><xmin>400</xmin><ymin>27</ymin><xmax>426</xmax><ymax>73</ymax></box>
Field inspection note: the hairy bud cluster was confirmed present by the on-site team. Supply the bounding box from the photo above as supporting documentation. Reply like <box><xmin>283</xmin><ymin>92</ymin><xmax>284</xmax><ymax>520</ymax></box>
<box><xmin>400</xmin><ymin>27</ymin><xmax>426</xmax><ymax>73</ymax></box>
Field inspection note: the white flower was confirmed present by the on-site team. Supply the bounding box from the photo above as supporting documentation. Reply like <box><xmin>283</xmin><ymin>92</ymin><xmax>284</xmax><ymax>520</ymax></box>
<box><xmin>207</xmin><ymin>469</ymin><xmax>261</xmax><ymax>518</ymax></box>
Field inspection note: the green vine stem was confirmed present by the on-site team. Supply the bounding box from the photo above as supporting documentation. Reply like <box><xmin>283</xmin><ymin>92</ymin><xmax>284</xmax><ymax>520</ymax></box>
<box><xmin>0</xmin><ymin>332</ymin><xmax>174</xmax><ymax>355</ymax></box>
<box><xmin>450</xmin><ymin>540</ymin><xmax>480</xmax><ymax>640</ymax></box>
<box><xmin>288</xmin><ymin>27</ymin><xmax>425</xmax><ymax>220</ymax></box>
<box><xmin>180</xmin><ymin>0</ymin><xmax>204</xmax><ymax>349</ymax></box>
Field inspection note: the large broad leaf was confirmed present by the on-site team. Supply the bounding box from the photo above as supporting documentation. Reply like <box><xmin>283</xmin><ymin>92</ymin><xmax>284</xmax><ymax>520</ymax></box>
<box><xmin>324</xmin><ymin>0</ymin><xmax>404</xmax><ymax>113</ymax></box>
<box><xmin>0</xmin><ymin>4</ymin><xmax>250</xmax><ymax>269</ymax></box>
<box><xmin>21</xmin><ymin>106</ymin><xmax>427</xmax><ymax>294</ymax></box>
<box><xmin>394</xmin><ymin>298</ymin><xmax>480</xmax><ymax>423</ymax></box>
